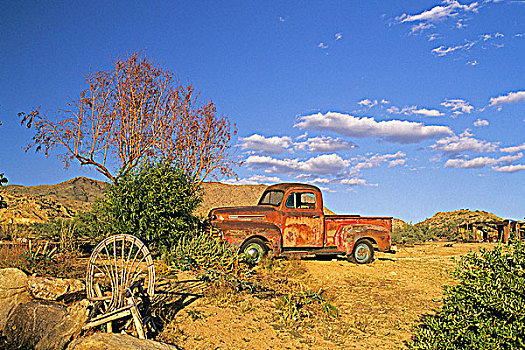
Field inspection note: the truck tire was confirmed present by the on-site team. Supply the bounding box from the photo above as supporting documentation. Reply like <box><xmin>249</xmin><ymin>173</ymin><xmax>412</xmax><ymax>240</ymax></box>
<box><xmin>351</xmin><ymin>239</ymin><xmax>374</xmax><ymax>264</ymax></box>
<box><xmin>240</xmin><ymin>238</ymin><xmax>268</xmax><ymax>265</ymax></box>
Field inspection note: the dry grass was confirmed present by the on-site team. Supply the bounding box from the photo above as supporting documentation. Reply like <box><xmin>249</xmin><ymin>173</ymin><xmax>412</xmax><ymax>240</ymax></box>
<box><xmin>154</xmin><ymin>242</ymin><xmax>491</xmax><ymax>350</ymax></box>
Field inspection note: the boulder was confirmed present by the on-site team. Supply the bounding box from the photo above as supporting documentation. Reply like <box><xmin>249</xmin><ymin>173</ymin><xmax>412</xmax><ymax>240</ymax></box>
<box><xmin>67</xmin><ymin>333</ymin><xmax>180</xmax><ymax>350</ymax></box>
<box><xmin>3</xmin><ymin>299</ymin><xmax>89</xmax><ymax>350</ymax></box>
<box><xmin>0</xmin><ymin>268</ymin><xmax>32</xmax><ymax>332</ymax></box>
<box><xmin>27</xmin><ymin>275</ymin><xmax>85</xmax><ymax>302</ymax></box>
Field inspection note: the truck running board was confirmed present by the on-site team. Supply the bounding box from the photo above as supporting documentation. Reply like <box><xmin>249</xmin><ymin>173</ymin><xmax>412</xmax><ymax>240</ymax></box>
<box><xmin>281</xmin><ymin>246</ymin><xmax>344</xmax><ymax>255</ymax></box>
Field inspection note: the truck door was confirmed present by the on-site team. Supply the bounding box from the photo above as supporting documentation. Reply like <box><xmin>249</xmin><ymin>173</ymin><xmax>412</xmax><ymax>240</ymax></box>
<box><xmin>282</xmin><ymin>191</ymin><xmax>324</xmax><ymax>248</ymax></box>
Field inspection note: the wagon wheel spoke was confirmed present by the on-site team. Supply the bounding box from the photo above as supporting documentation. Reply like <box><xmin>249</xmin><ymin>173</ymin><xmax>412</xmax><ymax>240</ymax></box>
<box><xmin>86</xmin><ymin>234</ymin><xmax>155</xmax><ymax>331</ymax></box>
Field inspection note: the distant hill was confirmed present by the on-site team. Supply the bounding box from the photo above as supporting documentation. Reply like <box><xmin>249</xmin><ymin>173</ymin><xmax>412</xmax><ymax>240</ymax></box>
<box><xmin>197</xmin><ymin>182</ymin><xmax>267</xmax><ymax>217</ymax></box>
<box><xmin>0</xmin><ymin>177</ymin><xmax>334</xmax><ymax>224</ymax></box>
<box><xmin>3</xmin><ymin>178</ymin><xmax>502</xmax><ymax>230</ymax></box>
<box><xmin>417</xmin><ymin>209</ymin><xmax>502</xmax><ymax>232</ymax></box>
<box><xmin>0</xmin><ymin>177</ymin><xmax>108</xmax><ymax>224</ymax></box>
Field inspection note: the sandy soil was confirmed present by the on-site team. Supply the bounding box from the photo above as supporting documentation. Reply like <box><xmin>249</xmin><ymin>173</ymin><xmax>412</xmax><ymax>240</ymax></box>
<box><xmin>157</xmin><ymin>242</ymin><xmax>494</xmax><ymax>350</ymax></box>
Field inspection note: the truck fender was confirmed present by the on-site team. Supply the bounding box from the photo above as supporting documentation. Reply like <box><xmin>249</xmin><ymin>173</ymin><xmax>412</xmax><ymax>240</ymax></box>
<box><xmin>215</xmin><ymin>221</ymin><xmax>283</xmax><ymax>256</ymax></box>
<box><xmin>336</xmin><ymin>224</ymin><xmax>391</xmax><ymax>254</ymax></box>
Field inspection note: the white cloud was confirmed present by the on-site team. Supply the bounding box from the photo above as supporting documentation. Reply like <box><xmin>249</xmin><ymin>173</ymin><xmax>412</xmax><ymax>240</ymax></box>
<box><xmin>430</xmin><ymin>131</ymin><xmax>499</xmax><ymax>154</ymax></box>
<box><xmin>497</xmin><ymin>153</ymin><xmax>523</xmax><ymax>164</ymax></box>
<box><xmin>473</xmin><ymin>119</ymin><xmax>489</xmax><ymax>127</ymax></box>
<box><xmin>381</xmin><ymin>99</ymin><xmax>390</xmax><ymax>104</ymax></box>
<box><xmin>500</xmin><ymin>143</ymin><xmax>525</xmax><ymax>153</ymax></box>
<box><xmin>354</xmin><ymin>151</ymin><xmax>406</xmax><ymax>171</ymax></box>
<box><xmin>222</xmin><ymin>175</ymin><xmax>281</xmax><ymax>185</ymax></box>
<box><xmin>410</xmin><ymin>22</ymin><xmax>435</xmax><ymax>33</ymax></box>
<box><xmin>430</xmin><ymin>31</ymin><xmax>504</xmax><ymax>58</ymax></box>
<box><xmin>318</xmin><ymin>42</ymin><xmax>328</xmax><ymax>49</ymax></box>
<box><xmin>432</xmin><ymin>41</ymin><xmax>475</xmax><ymax>56</ymax></box>
<box><xmin>340</xmin><ymin>178</ymin><xmax>376</xmax><ymax>186</ymax></box>
<box><xmin>428</xmin><ymin>33</ymin><xmax>441</xmax><ymax>41</ymax></box>
<box><xmin>441</xmin><ymin>98</ymin><xmax>474</xmax><ymax>114</ymax></box>
<box><xmin>444</xmin><ymin>153</ymin><xmax>522</xmax><ymax>169</ymax></box>
<box><xmin>492</xmin><ymin>164</ymin><xmax>525</xmax><ymax>173</ymax></box>
<box><xmin>335</xmin><ymin>32</ymin><xmax>343</xmax><ymax>40</ymax></box>
<box><xmin>467</xmin><ymin>60</ymin><xmax>479</xmax><ymax>66</ymax></box>
<box><xmin>240</xmin><ymin>134</ymin><xmax>292</xmax><ymax>154</ymax></box>
<box><xmin>245</xmin><ymin>153</ymin><xmax>350</xmax><ymax>176</ymax></box>
<box><xmin>296</xmin><ymin>133</ymin><xmax>308</xmax><ymax>140</ymax></box>
<box><xmin>387</xmin><ymin>105</ymin><xmax>443</xmax><ymax>117</ymax></box>
<box><xmin>397</xmin><ymin>1</ymin><xmax>479</xmax><ymax>23</ymax></box>
<box><xmin>358</xmin><ymin>98</ymin><xmax>378</xmax><ymax>108</ymax></box>
<box><xmin>294</xmin><ymin>136</ymin><xmax>358</xmax><ymax>153</ymax></box>
<box><xmin>311</xmin><ymin>177</ymin><xmax>376</xmax><ymax>187</ymax></box>
<box><xmin>389</xmin><ymin>158</ymin><xmax>406</xmax><ymax>167</ymax></box>
<box><xmin>310</xmin><ymin>178</ymin><xmax>330</xmax><ymax>184</ymax></box>
<box><xmin>413</xmin><ymin>108</ymin><xmax>444</xmax><ymax>117</ymax></box>
<box><xmin>480</xmin><ymin>33</ymin><xmax>492</xmax><ymax>41</ymax></box>
<box><xmin>387</xmin><ymin>105</ymin><xmax>416</xmax><ymax>115</ymax></box>
<box><xmin>445</xmin><ymin>156</ymin><xmax>495</xmax><ymax>168</ymax></box>
<box><xmin>295</xmin><ymin>112</ymin><xmax>452</xmax><ymax>144</ymax></box>
<box><xmin>489</xmin><ymin>91</ymin><xmax>525</xmax><ymax>107</ymax></box>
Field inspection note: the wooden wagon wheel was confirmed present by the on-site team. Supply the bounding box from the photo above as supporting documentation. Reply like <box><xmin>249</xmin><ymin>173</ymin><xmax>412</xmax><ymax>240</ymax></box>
<box><xmin>86</xmin><ymin>234</ymin><xmax>155</xmax><ymax>314</ymax></box>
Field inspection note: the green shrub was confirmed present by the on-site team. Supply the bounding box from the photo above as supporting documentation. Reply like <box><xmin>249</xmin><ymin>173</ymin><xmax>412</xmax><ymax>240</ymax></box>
<box><xmin>94</xmin><ymin>159</ymin><xmax>202</xmax><ymax>254</ymax></box>
<box><xmin>274</xmin><ymin>290</ymin><xmax>338</xmax><ymax>328</ymax></box>
<box><xmin>0</xmin><ymin>172</ymin><xmax>7</xmax><ymax>209</ymax></box>
<box><xmin>167</xmin><ymin>231</ymin><xmax>248</xmax><ymax>274</ymax></box>
<box><xmin>30</xmin><ymin>219</ymin><xmax>80</xmax><ymax>253</ymax></box>
<box><xmin>392</xmin><ymin>222</ymin><xmax>459</xmax><ymax>245</ymax></box>
<box><xmin>408</xmin><ymin>240</ymin><xmax>525</xmax><ymax>350</ymax></box>
<box><xmin>392</xmin><ymin>223</ymin><xmax>438</xmax><ymax>245</ymax></box>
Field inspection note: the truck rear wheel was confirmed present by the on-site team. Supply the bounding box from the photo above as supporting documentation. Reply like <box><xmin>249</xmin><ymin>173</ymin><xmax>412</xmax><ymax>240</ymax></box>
<box><xmin>240</xmin><ymin>238</ymin><xmax>268</xmax><ymax>265</ymax></box>
<box><xmin>351</xmin><ymin>239</ymin><xmax>374</xmax><ymax>264</ymax></box>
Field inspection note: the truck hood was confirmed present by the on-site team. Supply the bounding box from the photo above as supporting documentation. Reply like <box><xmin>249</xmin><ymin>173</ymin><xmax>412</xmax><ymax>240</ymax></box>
<box><xmin>209</xmin><ymin>205</ymin><xmax>277</xmax><ymax>222</ymax></box>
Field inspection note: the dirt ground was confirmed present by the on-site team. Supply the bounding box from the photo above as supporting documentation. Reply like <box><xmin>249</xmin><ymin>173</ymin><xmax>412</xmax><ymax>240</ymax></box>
<box><xmin>157</xmin><ymin>242</ymin><xmax>494</xmax><ymax>350</ymax></box>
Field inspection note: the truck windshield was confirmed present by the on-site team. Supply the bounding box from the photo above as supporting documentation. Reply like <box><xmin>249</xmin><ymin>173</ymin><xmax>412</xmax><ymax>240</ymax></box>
<box><xmin>258</xmin><ymin>190</ymin><xmax>284</xmax><ymax>207</ymax></box>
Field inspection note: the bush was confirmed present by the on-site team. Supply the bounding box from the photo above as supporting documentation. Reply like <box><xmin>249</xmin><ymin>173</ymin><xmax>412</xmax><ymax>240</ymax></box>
<box><xmin>408</xmin><ymin>240</ymin><xmax>525</xmax><ymax>350</ymax></box>
<box><xmin>167</xmin><ymin>231</ymin><xmax>248</xmax><ymax>274</ymax></box>
<box><xmin>392</xmin><ymin>222</ymin><xmax>459</xmax><ymax>245</ymax></box>
<box><xmin>392</xmin><ymin>223</ymin><xmax>438</xmax><ymax>245</ymax></box>
<box><xmin>0</xmin><ymin>172</ymin><xmax>7</xmax><ymax>209</ymax></box>
<box><xmin>30</xmin><ymin>219</ymin><xmax>80</xmax><ymax>253</ymax></box>
<box><xmin>95</xmin><ymin>159</ymin><xmax>202</xmax><ymax>254</ymax></box>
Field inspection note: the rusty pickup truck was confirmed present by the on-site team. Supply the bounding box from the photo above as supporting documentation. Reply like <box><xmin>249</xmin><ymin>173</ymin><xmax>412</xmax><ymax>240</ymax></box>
<box><xmin>208</xmin><ymin>183</ymin><xmax>393</xmax><ymax>264</ymax></box>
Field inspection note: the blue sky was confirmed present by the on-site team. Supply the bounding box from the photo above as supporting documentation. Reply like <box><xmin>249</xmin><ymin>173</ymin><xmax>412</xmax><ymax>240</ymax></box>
<box><xmin>1</xmin><ymin>1</ymin><xmax>524</xmax><ymax>222</ymax></box>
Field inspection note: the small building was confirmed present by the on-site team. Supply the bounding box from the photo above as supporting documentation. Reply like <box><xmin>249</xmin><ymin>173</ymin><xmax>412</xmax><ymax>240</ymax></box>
<box><xmin>457</xmin><ymin>219</ymin><xmax>524</xmax><ymax>243</ymax></box>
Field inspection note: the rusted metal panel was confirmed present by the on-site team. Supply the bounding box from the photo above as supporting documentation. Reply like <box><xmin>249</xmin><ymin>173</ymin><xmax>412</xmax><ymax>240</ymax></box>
<box><xmin>211</xmin><ymin>220</ymin><xmax>283</xmax><ymax>255</ymax></box>
<box><xmin>335</xmin><ymin>223</ymin><xmax>391</xmax><ymax>254</ymax></box>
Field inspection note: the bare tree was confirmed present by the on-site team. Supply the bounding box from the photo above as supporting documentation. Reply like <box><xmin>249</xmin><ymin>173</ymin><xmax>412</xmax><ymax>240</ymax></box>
<box><xmin>21</xmin><ymin>52</ymin><xmax>238</xmax><ymax>184</ymax></box>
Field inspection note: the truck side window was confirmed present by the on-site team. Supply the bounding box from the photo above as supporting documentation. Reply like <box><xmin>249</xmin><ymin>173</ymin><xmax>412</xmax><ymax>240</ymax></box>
<box><xmin>285</xmin><ymin>193</ymin><xmax>296</xmax><ymax>208</ymax></box>
<box><xmin>258</xmin><ymin>190</ymin><xmax>284</xmax><ymax>206</ymax></box>
<box><xmin>285</xmin><ymin>192</ymin><xmax>316</xmax><ymax>210</ymax></box>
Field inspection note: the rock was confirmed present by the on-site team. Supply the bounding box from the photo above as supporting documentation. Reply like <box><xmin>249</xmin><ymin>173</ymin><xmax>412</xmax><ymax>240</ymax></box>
<box><xmin>3</xmin><ymin>299</ymin><xmax>89</xmax><ymax>350</ymax></box>
<box><xmin>27</xmin><ymin>276</ymin><xmax>85</xmax><ymax>302</ymax></box>
<box><xmin>67</xmin><ymin>333</ymin><xmax>180</xmax><ymax>350</ymax></box>
<box><xmin>0</xmin><ymin>268</ymin><xmax>32</xmax><ymax>332</ymax></box>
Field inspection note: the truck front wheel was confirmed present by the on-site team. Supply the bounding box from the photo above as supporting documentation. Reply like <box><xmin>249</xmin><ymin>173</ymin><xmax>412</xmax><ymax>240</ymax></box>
<box><xmin>351</xmin><ymin>239</ymin><xmax>374</xmax><ymax>264</ymax></box>
<box><xmin>240</xmin><ymin>238</ymin><xmax>268</xmax><ymax>265</ymax></box>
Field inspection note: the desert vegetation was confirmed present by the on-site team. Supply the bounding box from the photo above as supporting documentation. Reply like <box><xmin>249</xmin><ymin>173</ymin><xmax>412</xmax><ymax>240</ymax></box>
<box><xmin>409</xmin><ymin>240</ymin><xmax>525</xmax><ymax>349</ymax></box>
